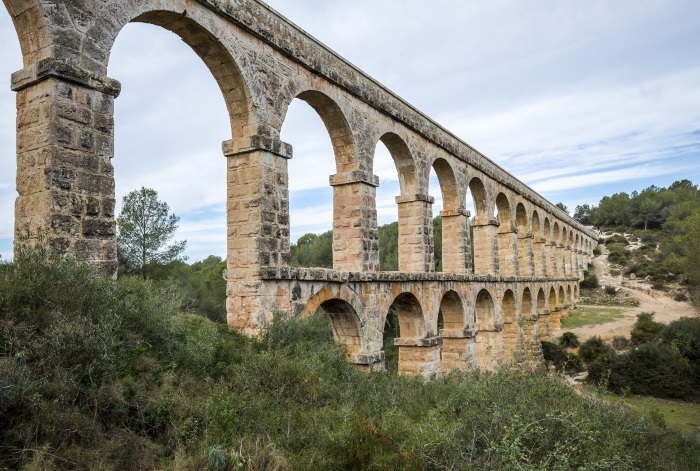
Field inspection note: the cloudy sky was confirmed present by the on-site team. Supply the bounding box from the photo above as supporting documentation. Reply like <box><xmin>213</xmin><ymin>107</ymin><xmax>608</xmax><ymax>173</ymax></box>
<box><xmin>1</xmin><ymin>0</ymin><xmax>699</xmax><ymax>261</ymax></box>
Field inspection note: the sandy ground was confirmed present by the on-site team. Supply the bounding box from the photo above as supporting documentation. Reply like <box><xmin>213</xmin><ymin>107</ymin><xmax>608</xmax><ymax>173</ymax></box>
<box><xmin>567</xmin><ymin>242</ymin><xmax>699</xmax><ymax>342</ymax></box>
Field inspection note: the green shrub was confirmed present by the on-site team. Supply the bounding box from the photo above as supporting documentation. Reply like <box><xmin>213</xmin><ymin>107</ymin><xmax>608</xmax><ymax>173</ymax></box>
<box><xmin>651</xmin><ymin>282</ymin><xmax>666</xmax><ymax>291</ymax></box>
<box><xmin>580</xmin><ymin>272</ymin><xmax>599</xmax><ymax>289</ymax></box>
<box><xmin>541</xmin><ymin>341</ymin><xmax>583</xmax><ymax>374</ymax></box>
<box><xmin>660</xmin><ymin>317</ymin><xmax>700</xmax><ymax>362</ymax></box>
<box><xmin>593</xmin><ymin>245</ymin><xmax>602</xmax><ymax>256</ymax></box>
<box><xmin>579</xmin><ymin>336</ymin><xmax>614</xmax><ymax>364</ymax></box>
<box><xmin>559</xmin><ymin>332</ymin><xmax>580</xmax><ymax>348</ymax></box>
<box><xmin>605</xmin><ymin>235</ymin><xmax>628</xmax><ymax>246</ymax></box>
<box><xmin>605</xmin><ymin>286</ymin><xmax>617</xmax><ymax>295</ymax></box>
<box><xmin>612</xmin><ymin>336</ymin><xmax>629</xmax><ymax>351</ymax></box>
<box><xmin>2</xmin><ymin>246</ymin><xmax>700</xmax><ymax>470</ymax></box>
<box><xmin>631</xmin><ymin>312</ymin><xmax>663</xmax><ymax>345</ymax></box>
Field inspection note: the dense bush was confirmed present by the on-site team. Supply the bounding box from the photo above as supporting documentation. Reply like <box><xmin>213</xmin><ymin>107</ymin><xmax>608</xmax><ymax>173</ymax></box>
<box><xmin>579</xmin><ymin>336</ymin><xmax>615</xmax><ymax>364</ymax></box>
<box><xmin>559</xmin><ymin>332</ymin><xmax>580</xmax><ymax>348</ymax></box>
<box><xmin>631</xmin><ymin>312</ymin><xmax>663</xmax><ymax>345</ymax></box>
<box><xmin>1</xmin><ymin>248</ymin><xmax>700</xmax><ymax>469</ymax></box>
<box><xmin>605</xmin><ymin>234</ymin><xmax>628</xmax><ymax>246</ymax></box>
<box><xmin>541</xmin><ymin>341</ymin><xmax>582</xmax><ymax>373</ymax></box>
<box><xmin>580</xmin><ymin>271</ymin><xmax>599</xmax><ymax>289</ymax></box>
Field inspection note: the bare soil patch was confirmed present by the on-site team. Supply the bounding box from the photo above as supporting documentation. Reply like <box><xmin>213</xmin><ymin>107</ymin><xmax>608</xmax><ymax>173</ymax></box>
<box><xmin>567</xmin><ymin>241</ymin><xmax>698</xmax><ymax>343</ymax></box>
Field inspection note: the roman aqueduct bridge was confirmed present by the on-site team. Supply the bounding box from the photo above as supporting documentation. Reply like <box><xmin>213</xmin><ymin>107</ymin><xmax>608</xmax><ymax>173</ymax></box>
<box><xmin>4</xmin><ymin>0</ymin><xmax>598</xmax><ymax>377</ymax></box>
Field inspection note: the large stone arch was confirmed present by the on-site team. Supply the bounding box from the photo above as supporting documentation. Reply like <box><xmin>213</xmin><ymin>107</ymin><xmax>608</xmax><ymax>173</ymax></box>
<box><xmin>388</xmin><ymin>292</ymin><xmax>441</xmax><ymax>378</ymax></box>
<box><xmin>282</xmin><ymin>89</ymin><xmax>359</xmax><ymax>173</ymax></box>
<box><xmin>469</xmin><ymin>177</ymin><xmax>498</xmax><ymax>275</ymax></box>
<box><xmin>432</xmin><ymin>157</ymin><xmax>470</xmax><ymax>274</ymax></box>
<box><xmin>474</xmin><ymin>288</ymin><xmax>503</xmax><ymax>370</ymax></box>
<box><xmin>521</xmin><ymin>286</ymin><xmax>541</xmax><ymax>363</ymax></box>
<box><xmin>373</xmin><ymin>132</ymin><xmax>433</xmax><ymax>272</ymax></box>
<box><xmin>531</xmin><ymin>209</ymin><xmax>546</xmax><ymax>277</ymax></box>
<box><xmin>439</xmin><ymin>290</ymin><xmax>474</xmax><ymax>372</ymax></box>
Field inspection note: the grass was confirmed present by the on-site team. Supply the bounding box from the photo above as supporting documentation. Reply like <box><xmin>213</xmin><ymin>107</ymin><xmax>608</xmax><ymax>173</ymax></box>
<box><xmin>562</xmin><ymin>306</ymin><xmax>626</xmax><ymax>328</ymax></box>
<box><xmin>603</xmin><ymin>394</ymin><xmax>700</xmax><ymax>438</ymax></box>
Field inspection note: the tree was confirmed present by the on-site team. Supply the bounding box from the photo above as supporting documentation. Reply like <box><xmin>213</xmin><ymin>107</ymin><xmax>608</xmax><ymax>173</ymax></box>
<box><xmin>573</xmin><ymin>204</ymin><xmax>593</xmax><ymax>225</ymax></box>
<box><xmin>555</xmin><ymin>202</ymin><xmax>569</xmax><ymax>214</ymax></box>
<box><xmin>117</xmin><ymin>187</ymin><xmax>187</xmax><ymax>278</ymax></box>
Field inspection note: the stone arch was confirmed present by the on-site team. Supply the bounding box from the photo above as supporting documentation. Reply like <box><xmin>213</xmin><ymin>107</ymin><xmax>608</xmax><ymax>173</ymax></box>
<box><xmin>390</xmin><ymin>292</ymin><xmax>425</xmax><ymax>339</ymax></box>
<box><xmin>567</xmin><ymin>285</ymin><xmax>573</xmax><ymax>304</ymax></box>
<box><xmin>439</xmin><ymin>289</ymin><xmax>473</xmax><ymax>372</ymax></box>
<box><xmin>377</xmin><ymin>132</ymin><xmax>418</xmax><ymax>195</ymax></box>
<box><xmin>431</xmin><ymin>157</ymin><xmax>461</xmax><ymax>212</ymax></box>
<box><xmin>543</xmin><ymin>217</ymin><xmax>551</xmax><ymax>241</ymax></box>
<box><xmin>549</xmin><ymin>286</ymin><xmax>557</xmax><ymax>311</ymax></box>
<box><xmin>440</xmin><ymin>290</ymin><xmax>466</xmax><ymax>330</ymax></box>
<box><xmin>475</xmin><ymin>289</ymin><xmax>496</xmax><ymax>329</ymax></box>
<box><xmin>531</xmin><ymin>210</ymin><xmax>545</xmax><ymax>277</ymax></box>
<box><xmin>468</xmin><ymin>177</ymin><xmax>490</xmax><ymax>223</ymax></box>
<box><xmin>515</xmin><ymin>203</ymin><xmax>529</xmax><ymax>233</ymax></box>
<box><xmin>285</xmin><ymin>90</ymin><xmax>358</xmax><ymax>173</ymax></box>
<box><xmin>108</xmin><ymin>9</ymin><xmax>255</xmax><ymax>140</ymax></box>
<box><xmin>522</xmin><ymin>287</ymin><xmax>534</xmax><ymax>319</ymax></box>
<box><xmin>495</xmin><ymin>193</ymin><xmax>513</xmax><ymax>228</ymax></box>
<box><xmin>2</xmin><ymin>0</ymin><xmax>48</xmax><ymax>65</ymax></box>
<box><xmin>301</xmin><ymin>284</ymin><xmax>365</xmax><ymax>356</ymax></box>
<box><xmin>502</xmin><ymin>289</ymin><xmax>517</xmax><ymax>323</ymax></box>
<box><xmin>536</xmin><ymin>288</ymin><xmax>547</xmax><ymax>314</ymax></box>
<box><xmin>553</xmin><ymin>222</ymin><xmax>561</xmax><ymax>244</ymax></box>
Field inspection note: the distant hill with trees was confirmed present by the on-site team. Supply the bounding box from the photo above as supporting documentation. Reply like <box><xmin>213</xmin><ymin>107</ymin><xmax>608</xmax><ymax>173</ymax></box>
<box><xmin>573</xmin><ymin>179</ymin><xmax>700</xmax><ymax>305</ymax></box>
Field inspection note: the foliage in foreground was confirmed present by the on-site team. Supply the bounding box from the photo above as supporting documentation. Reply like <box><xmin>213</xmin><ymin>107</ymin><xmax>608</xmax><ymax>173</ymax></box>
<box><xmin>1</xmin><ymin>249</ymin><xmax>699</xmax><ymax>470</ymax></box>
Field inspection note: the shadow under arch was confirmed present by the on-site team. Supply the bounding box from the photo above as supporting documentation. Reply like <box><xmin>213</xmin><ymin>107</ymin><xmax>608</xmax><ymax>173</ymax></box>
<box><xmin>516</xmin><ymin>202</ymin><xmax>533</xmax><ymax>276</ymax></box>
<box><xmin>302</xmin><ymin>284</ymin><xmax>365</xmax><ymax>358</ymax></box>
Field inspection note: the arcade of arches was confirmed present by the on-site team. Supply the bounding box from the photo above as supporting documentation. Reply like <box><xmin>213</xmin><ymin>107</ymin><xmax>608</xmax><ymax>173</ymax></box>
<box><xmin>3</xmin><ymin>0</ymin><xmax>597</xmax><ymax>377</ymax></box>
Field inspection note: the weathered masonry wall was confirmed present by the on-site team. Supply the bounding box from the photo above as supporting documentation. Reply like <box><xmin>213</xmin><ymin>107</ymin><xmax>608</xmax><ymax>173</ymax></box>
<box><xmin>3</xmin><ymin>0</ymin><xmax>598</xmax><ymax>376</ymax></box>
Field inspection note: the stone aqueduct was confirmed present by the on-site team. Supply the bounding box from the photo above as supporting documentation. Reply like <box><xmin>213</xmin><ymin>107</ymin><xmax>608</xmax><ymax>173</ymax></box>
<box><xmin>4</xmin><ymin>0</ymin><xmax>598</xmax><ymax>376</ymax></box>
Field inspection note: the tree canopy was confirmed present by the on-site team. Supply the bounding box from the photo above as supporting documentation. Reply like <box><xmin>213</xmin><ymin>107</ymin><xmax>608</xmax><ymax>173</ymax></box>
<box><xmin>117</xmin><ymin>187</ymin><xmax>187</xmax><ymax>278</ymax></box>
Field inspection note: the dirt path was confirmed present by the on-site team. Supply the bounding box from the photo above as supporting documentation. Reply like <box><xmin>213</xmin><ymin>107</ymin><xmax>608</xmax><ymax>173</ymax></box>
<box><xmin>567</xmin><ymin>241</ymin><xmax>698</xmax><ymax>342</ymax></box>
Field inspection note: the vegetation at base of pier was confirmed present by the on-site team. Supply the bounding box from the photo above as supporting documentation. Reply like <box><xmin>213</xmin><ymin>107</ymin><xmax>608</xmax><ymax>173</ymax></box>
<box><xmin>2</xmin><ymin>247</ymin><xmax>700</xmax><ymax>470</ymax></box>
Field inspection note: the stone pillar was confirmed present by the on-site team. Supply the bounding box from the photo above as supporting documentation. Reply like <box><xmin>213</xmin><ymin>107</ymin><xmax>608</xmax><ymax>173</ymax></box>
<box><xmin>537</xmin><ymin>310</ymin><xmax>552</xmax><ymax>340</ymax></box>
<box><xmin>223</xmin><ymin>135</ymin><xmax>293</xmax><ymax>333</ymax></box>
<box><xmin>523</xmin><ymin>314</ymin><xmax>544</xmax><ymax>367</ymax></box>
<box><xmin>564</xmin><ymin>246</ymin><xmax>573</xmax><ymax>276</ymax></box>
<box><xmin>472</xmin><ymin>219</ymin><xmax>500</xmax><ymax>275</ymax></box>
<box><xmin>395</xmin><ymin>337</ymin><xmax>442</xmax><ymax>379</ymax></box>
<box><xmin>550</xmin><ymin>307</ymin><xmax>562</xmax><ymax>333</ymax></box>
<box><xmin>439</xmin><ymin>209</ymin><xmax>471</xmax><ymax>274</ymax></box>
<box><xmin>548</xmin><ymin>242</ymin><xmax>558</xmax><ymax>277</ymax></box>
<box><xmin>330</xmin><ymin>171</ymin><xmax>380</xmax><ymax>272</ymax></box>
<box><xmin>396</xmin><ymin>194</ymin><xmax>434</xmax><ymax>272</ymax></box>
<box><xmin>11</xmin><ymin>59</ymin><xmax>121</xmax><ymax>275</ymax></box>
<box><xmin>502</xmin><ymin>320</ymin><xmax>526</xmax><ymax>364</ymax></box>
<box><xmin>497</xmin><ymin>226</ymin><xmax>518</xmax><ymax>276</ymax></box>
<box><xmin>533</xmin><ymin>238</ymin><xmax>547</xmax><ymax>278</ymax></box>
<box><xmin>475</xmin><ymin>322</ymin><xmax>504</xmax><ymax>370</ymax></box>
<box><xmin>558</xmin><ymin>244</ymin><xmax>566</xmax><ymax>276</ymax></box>
<box><xmin>441</xmin><ymin>328</ymin><xmax>477</xmax><ymax>372</ymax></box>
<box><xmin>518</xmin><ymin>233</ymin><xmax>535</xmax><ymax>277</ymax></box>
